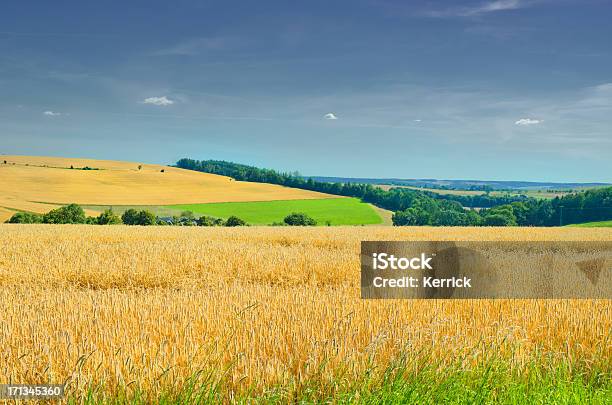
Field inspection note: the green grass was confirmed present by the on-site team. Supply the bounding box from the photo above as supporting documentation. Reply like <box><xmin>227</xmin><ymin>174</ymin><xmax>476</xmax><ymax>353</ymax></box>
<box><xmin>68</xmin><ymin>355</ymin><xmax>611</xmax><ymax>404</ymax></box>
<box><xmin>567</xmin><ymin>220</ymin><xmax>612</xmax><ymax>228</ymax></box>
<box><xmin>170</xmin><ymin>198</ymin><xmax>382</xmax><ymax>225</ymax></box>
<box><xmin>83</xmin><ymin>198</ymin><xmax>383</xmax><ymax>226</ymax></box>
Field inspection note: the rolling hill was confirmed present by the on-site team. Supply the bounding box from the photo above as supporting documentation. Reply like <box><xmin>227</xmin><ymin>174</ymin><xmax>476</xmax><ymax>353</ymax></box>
<box><xmin>308</xmin><ymin>176</ymin><xmax>611</xmax><ymax>190</ymax></box>
<box><xmin>0</xmin><ymin>155</ymin><xmax>340</xmax><ymax>223</ymax></box>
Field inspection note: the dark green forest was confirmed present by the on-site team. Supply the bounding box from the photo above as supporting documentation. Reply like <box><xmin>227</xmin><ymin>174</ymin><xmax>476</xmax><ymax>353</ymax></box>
<box><xmin>176</xmin><ymin>158</ymin><xmax>612</xmax><ymax>227</ymax></box>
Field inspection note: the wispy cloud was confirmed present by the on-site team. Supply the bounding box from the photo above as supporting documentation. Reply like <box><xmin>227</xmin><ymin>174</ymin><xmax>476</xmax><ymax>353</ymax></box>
<box><xmin>467</xmin><ymin>0</ymin><xmax>524</xmax><ymax>15</ymax></box>
<box><xmin>594</xmin><ymin>83</ymin><xmax>612</xmax><ymax>92</ymax></box>
<box><xmin>153</xmin><ymin>37</ymin><xmax>242</xmax><ymax>56</ymax></box>
<box><xmin>43</xmin><ymin>111</ymin><xmax>62</xmax><ymax>117</ymax></box>
<box><xmin>324</xmin><ymin>113</ymin><xmax>338</xmax><ymax>120</ymax></box>
<box><xmin>142</xmin><ymin>96</ymin><xmax>174</xmax><ymax>106</ymax></box>
<box><xmin>424</xmin><ymin>0</ymin><xmax>527</xmax><ymax>18</ymax></box>
<box><xmin>515</xmin><ymin>118</ymin><xmax>542</xmax><ymax>126</ymax></box>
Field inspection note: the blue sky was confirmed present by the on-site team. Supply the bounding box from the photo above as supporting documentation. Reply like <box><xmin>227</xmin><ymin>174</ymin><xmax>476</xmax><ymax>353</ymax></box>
<box><xmin>1</xmin><ymin>0</ymin><xmax>611</xmax><ymax>182</ymax></box>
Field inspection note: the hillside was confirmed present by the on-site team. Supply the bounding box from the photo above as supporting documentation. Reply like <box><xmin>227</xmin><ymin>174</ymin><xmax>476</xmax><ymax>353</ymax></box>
<box><xmin>308</xmin><ymin>176</ymin><xmax>611</xmax><ymax>190</ymax></box>
<box><xmin>0</xmin><ymin>155</ymin><xmax>337</xmax><ymax>222</ymax></box>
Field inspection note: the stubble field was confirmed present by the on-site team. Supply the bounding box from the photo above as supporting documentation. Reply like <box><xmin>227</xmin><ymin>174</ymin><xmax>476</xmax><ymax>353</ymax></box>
<box><xmin>0</xmin><ymin>225</ymin><xmax>610</xmax><ymax>403</ymax></box>
<box><xmin>0</xmin><ymin>155</ymin><xmax>337</xmax><ymax>223</ymax></box>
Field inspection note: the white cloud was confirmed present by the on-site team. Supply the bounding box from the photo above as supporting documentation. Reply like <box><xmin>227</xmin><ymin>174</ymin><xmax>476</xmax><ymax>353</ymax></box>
<box><xmin>426</xmin><ymin>0</ymin><xmax>526</xmax><ymax>17</ymax></box>
<box><xmin>515</xmin><ymin>118</ymin><xmax>542</xmax><ymax>126</ymax></box>
<box><xmin>143</xmin><ymin>96</ymin><xmax>174</xmax><ymax>106</ymax></box>
<box><xmin>470</xmin><ymin>0</ymin><xmax>523</xmax><ymax>15</ymax></box>
<box><xmin>413</xmin><ymin>119</ymin><xmax>422</xmax><ymax>122</ymax></box>
<box><xmin>43</xmin><ymin>111</ymin><xmax>62</xmax><ymax>116</ymax></box>
<box><xmin>324</xmin><ymin>113</ymin><xmax>338</xmax><ymax>120</ymax></box>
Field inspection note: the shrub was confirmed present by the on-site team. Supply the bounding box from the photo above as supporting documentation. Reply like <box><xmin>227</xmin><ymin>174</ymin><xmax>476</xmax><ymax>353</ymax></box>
<box><xmin>43</xmin><ymin>204</ymin><xmax>86</xmax><ymax>224</ymax></box>
<box><xmin>7</xmin><ymin>212</ymin><xmax>42</xmax><ymax>224</ymax></box>
<box><xmin>225</xmin><ymin>216</ymin><xmax>247</xmax><ymax>227</ymax></box>
<box><xmin>283</xmin><ymin>212</ymin><xmax>317</xmax><ymax>226</ymax></box>
<box><xmin>97</xmin><ymin>209</ymin><xmax>122</xmax><ymax>225</ymax></box>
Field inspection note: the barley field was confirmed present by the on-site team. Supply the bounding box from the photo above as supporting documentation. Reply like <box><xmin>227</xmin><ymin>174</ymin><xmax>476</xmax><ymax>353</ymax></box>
<box><xmin>0</xmin><ymin>225</ymin><xmax>610</xmax><ymax>402</ymax></box>
<box><xmin>0</xmin><ymin>156</ymin><xmax>336</xmax><ymax>221</ymax></box>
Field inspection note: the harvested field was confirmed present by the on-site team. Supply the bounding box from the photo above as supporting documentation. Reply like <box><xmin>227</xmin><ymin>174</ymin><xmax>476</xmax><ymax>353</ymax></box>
<box><xmin>0</xmin><ymin>155</ymin><xmax>337</xmax><ymax>216</ymax></box>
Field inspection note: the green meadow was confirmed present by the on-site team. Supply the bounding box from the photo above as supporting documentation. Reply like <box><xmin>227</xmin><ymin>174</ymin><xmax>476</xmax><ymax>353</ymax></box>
<box><xmin>171</xmin><ymin>198</ymin><xmax>382</xmax><ymax>225</ymax></box>
<box><xmin>567</xmin><ymin>220</ymin><xmax>612</xmax><ymax>227</ymax></box>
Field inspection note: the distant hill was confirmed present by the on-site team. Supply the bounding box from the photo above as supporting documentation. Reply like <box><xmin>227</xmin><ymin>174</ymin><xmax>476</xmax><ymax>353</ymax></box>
<box><xmin>306</xmin><ymin>176</ymin><xmax>611</xmax><ymax>191</ymax></box>
<box><xmin>0</xmin><ymin>155</ymin><xmax>336</xmax><ymax>222</ymax></box>
<box><xmin>177</xmin><ymin>158</ymin><xmax>612</xmax><ymax>227</ymax></box>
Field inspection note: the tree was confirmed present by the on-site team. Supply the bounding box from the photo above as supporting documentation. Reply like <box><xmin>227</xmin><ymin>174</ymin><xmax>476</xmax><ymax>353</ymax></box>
<box><xmin>121</xmin><ymin>209</ymin><xmax>140</xmax><ymax>225</ymax></box>
<box><xmin>225</xmin><ymin>216</ymin><xmax>247</xmax><ymax>227</ymax></box>
<box><xmin>121</xmin><ymin>209</ymin><xmax>156</xmax><ymax>225</ymax></box>
<box><xmin>136</xmin><ymin>210</ymin><xmax>157</xmax><ymax>226</ymax></box>
<box><xmin>483</xmin><ymin>214</ymin><xmax>514</xmax><ymax>226</ymax></box>
<box><xmin>435</xmin><ymin>210</ymin><xmax>466</xmax><ymax>226</ymax></box>
<box><xmin>7</xmin><ymin>212</ymin><xmax>42</xmax><ymax>224</ymax></box>
<box><xmin>181</xmin><ymin>211</ymin><xmax>195</xmax><ymax>220</ymax></box>
<box><xmin>198</xmin><ymin>216</ymin><xmax>224</xmax><ymax>226</ymax></box>
<box><xmin>97</xmin><ymin>209</ymin><xmax>122</xmax><ymax>225</ymax></box>
<box><xmin>392</xmin><ymin>207</ymin><xmax>432</xmax><ymax>226</ymax></box>
<box><xmin>392</xmin><ymin>209</ymin><xmax>414</xmax><ymax>226</ymax></box>
<box><xmin>482</xmin><ymin>205</ymin><xmax>517</xmax><ymax>226</ymax></box>
<box><xmin>509</xmin><ymin>202</ymin><xmax>530</xmax><ymax>226</ymax></box>
<box><xmin>43</xmin><ymin>204</ymin><xmax>86</xmax><ymax>224</ymax></box>
<box><xmin>283</xmin><ymin>212</ymin><xmax>317</xmax><ymax>226</ymax></box>
<box><xmin>465</xmin><ymin>210</ymin><xmax>483</xmax><ymax>226</ymax></box>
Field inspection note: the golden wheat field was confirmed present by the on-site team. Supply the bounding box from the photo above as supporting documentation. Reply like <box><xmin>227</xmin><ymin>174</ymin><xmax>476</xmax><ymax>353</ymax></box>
<box><xmin>0</xmin><ymin>155</ymin><xmax>336</xmax><ymax>222</ymax></box>
<box><xmin>0</xmin><ymin>225</ymin><xmax>610</xmax><ymax>401</ymax></box>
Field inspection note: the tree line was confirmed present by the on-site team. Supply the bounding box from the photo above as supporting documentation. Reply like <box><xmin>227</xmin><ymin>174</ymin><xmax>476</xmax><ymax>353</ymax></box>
<box><xmin>427</xmin><ymin>192</ymin><xmax>529</xmax><ymax>208</ymax></box>
<box><xmin>6</xmin><ymin>204</ymin><xmax>321</xmax><ymax>227</ymax></box>
<box><xmin>176</xmin><ymin>158</ymin><xmax>510</xmax><ymax>211</ymax></box>
<box><xmin>6</xmin><ymin>204</ymin><xmax>248</xmax><ymax>227</ymax></box>
<box><xmin>176</xmin><ymin>158</ymin><xmax>612</xmax><ymax>227</ymax></box>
